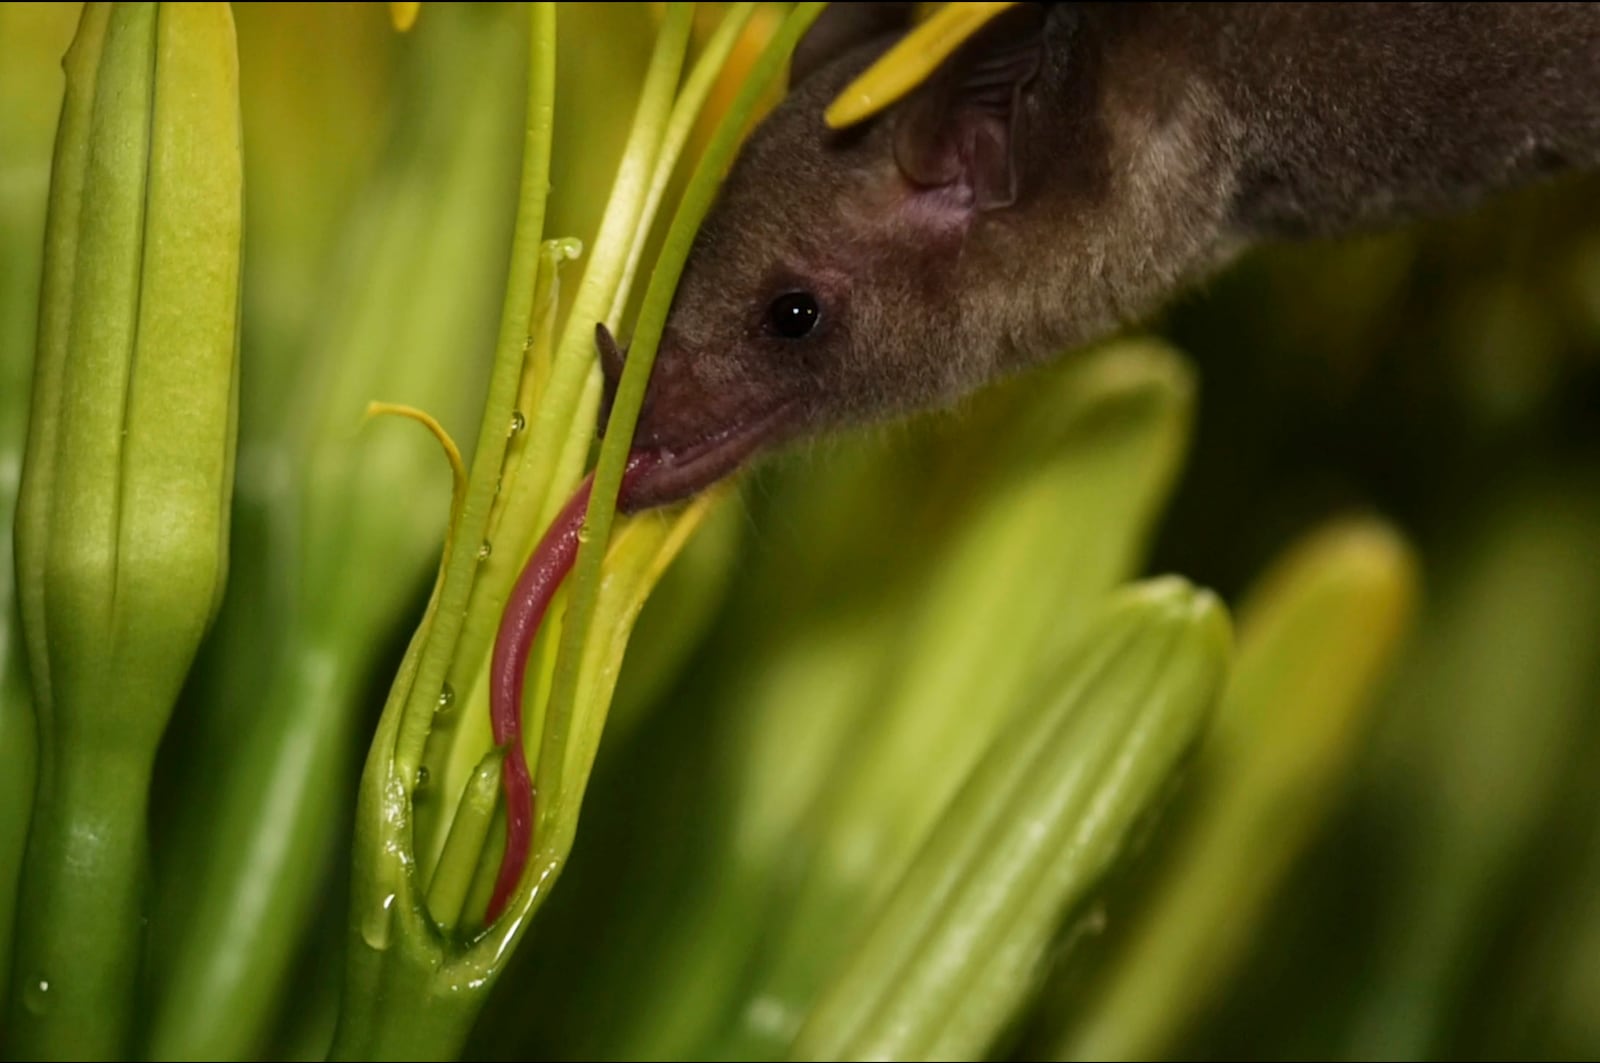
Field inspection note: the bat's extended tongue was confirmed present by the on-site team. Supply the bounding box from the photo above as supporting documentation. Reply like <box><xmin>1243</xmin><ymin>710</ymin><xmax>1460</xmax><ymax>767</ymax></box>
<box><xmin>484</xmin><ymin>449</ymin><xmax>661</xmax><ymax>920</ymax></box>
<box><xmin>486</xmin><ymin>404</ymin><xmax>786</xmax><ymax>916</ymax></box>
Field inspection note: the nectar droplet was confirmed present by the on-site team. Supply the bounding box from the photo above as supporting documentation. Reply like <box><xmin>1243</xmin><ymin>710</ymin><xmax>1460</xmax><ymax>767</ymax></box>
<box><xmin>22</xmin><ymin>977</ymin><xmax>51</xmax><ymax>1016</ymax></box>
<box><xmin>362</xmin><ymin>893</ymin><xmax>396</xmax><ymax>951</ymax></box>
<box><xmin>576</xmin><ymin>524</ymin><xmax>592</xmax><ymax>544</ymax></box>
<box><xmin>437</xmin><ymin>683</ymin><xmax>455</xmax><ymax>712</ymax></box>
<box><xmin>509</xmin><ymin>410</ymin><xmax>526</xmax><ymax>434</ymax></box>
<box><xmin>478</xmin><ymin>540</ymin><xmax>492</xmax><ymax>561</ymax></box>
<box><xmin>415</xmin><ymin>766</ymin><xmax>430</xmax><ymax>789</ymax></box>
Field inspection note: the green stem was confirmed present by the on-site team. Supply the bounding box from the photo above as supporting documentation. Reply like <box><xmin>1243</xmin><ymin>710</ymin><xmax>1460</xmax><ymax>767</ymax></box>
<box><xmin>608</xmin><ymin>1</ymin><xmax>760</xmax><ymax>325</ymax></box>
<box><xmin>417</xmin><ymin>236</ymin><xmax>576</xmax><ymax>881</ymax></box>
<box><xmin>0</xmin><ymin>412</ymin><xmax>32</xmax><ymax>1015</ymax></box>
<box><xmin>428</xmin><ymin>749</ymin><xmax>505</xmax><ymax>933</ymax></box>
<box><xmin>434</xmin><ymin>2</ymin><xmax>696</xmax><ymax>740</ymax></box>
<box><xmin>516</xmin><ymin>0</ymin><xmax>692</xmax><ymax>529</ymax></box>
<box><xmin>2</xmin><ymin>748</ymin><xmax>154</xmax><ymax>1059</ymax></box>
<box><xmin>0</xmin><ymin>611</ymin><xmax>30</xmax><ymax>1011</ymax></box>
<box><xmin>323</xmin><ymin>938</ymin><xmax>480</xmax><ymax>1062</ymax></box>
<box><xmin>386</xmin><ymin>0</ymin><xmax>558</xmax><ymax>787</ymax></box>
<box><xmin>145</xmin><ymin>641</ymin><xmax>363</xmax><ymax>1060</ymax></box>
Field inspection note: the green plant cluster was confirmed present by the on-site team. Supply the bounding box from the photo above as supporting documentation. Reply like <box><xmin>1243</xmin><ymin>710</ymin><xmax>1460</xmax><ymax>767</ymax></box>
<box><xmin>2</xmin><ymin>4</ymin><xmax>1597</xmax><ymax>1061</ymax></box>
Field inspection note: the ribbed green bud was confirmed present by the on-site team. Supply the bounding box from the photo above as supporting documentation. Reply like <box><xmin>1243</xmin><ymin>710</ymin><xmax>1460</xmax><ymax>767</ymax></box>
<box><xmin>1055</xmin><ymin>518</ymin><xmax>1419</xmax><ymax>1059</ymax></box>
<box><xmin>791</xmin><ymin>578</ymin><xmax>1232</xmax><ymax>1061</ymax></box>
<box><xmin>5</xmin><ymin>3</ymin><xmax>241</xmax><ymax>1057</ymax></box>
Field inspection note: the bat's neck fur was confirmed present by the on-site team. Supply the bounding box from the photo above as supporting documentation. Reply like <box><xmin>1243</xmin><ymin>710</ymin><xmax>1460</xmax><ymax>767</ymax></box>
<box><xmin>967</xmin><ymin>2</ymin><xmax>1600</xmax><ymax>375</ymax></box>
<box><xmin>1216</xmin><ymin>3</ymin><xmax>1600</xmax><ymax>236</ymax></box>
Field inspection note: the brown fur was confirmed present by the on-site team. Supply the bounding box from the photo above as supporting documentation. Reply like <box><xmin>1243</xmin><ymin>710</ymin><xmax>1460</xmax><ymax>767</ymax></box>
<box><xmin>620</xmin><ymin>2</ymin><xmax>1600</xmax><ymax>509</ymax></box>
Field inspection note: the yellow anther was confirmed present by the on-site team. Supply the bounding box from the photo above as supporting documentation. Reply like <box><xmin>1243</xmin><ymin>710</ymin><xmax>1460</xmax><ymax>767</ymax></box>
<box><xmin>824</xmin><ymin>2</ymin><xmax>1020</xmax><ymax>128</ymax></box>
<box><xmin>389</xmin><ymin>2</ymin><xmax>421</xmax><ymax>32</ymax></box>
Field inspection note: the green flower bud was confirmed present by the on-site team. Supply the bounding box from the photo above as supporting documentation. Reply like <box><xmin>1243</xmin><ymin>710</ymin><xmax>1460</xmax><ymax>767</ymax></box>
<box><xmin>6</xmin><ymin>3</ymin><xmax>241</xmax><ymax>1057</ymax></box>
<box><xmin>1341</xmin><ymin>480</ymin><xmax>1600</xmax><ymax>1058</ymax></box>
<box><xmin>791</xmin><ymin>578</ymin><xmax>1233</xmax><ymax>1061</ymax></box>
<box><xmin>1054</xmin><ymin>518</ymin><xmax>1419</xmax><ymax>1059</ymax></box>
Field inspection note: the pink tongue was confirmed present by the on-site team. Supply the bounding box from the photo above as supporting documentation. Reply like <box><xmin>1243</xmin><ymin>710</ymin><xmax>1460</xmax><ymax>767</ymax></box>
<box><xmin>485</xmin><ymin>450</ymin><xmax>658</xmax><ymax>922</ymax></box>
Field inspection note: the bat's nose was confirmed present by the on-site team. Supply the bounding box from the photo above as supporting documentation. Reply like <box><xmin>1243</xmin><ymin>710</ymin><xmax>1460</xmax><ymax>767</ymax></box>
<box><xmin>593</xmin><ymin>323</ymin><xmax>758</xmax><ymax>455</ymax></box>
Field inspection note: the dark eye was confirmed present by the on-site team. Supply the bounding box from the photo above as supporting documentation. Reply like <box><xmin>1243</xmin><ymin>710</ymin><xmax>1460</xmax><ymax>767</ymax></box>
<box><xmin>766</xmin><ymin>291</ymin><xmax>820</xmax><ymax>339</ymax></box>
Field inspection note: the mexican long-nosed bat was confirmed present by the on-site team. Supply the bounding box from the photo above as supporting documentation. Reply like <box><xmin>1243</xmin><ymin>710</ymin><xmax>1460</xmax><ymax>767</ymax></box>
<box><xmin>602</xmin><ymin>1</ymin><xmax>1600</xmax><ymax>507</ymax></box>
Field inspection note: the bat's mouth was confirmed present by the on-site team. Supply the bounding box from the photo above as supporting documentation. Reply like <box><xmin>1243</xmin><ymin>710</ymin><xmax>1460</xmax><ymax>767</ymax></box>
<box><xmin>618</xmin><ymin>399</ymin><xmax>799</xmax><ymax>513</ymax></box>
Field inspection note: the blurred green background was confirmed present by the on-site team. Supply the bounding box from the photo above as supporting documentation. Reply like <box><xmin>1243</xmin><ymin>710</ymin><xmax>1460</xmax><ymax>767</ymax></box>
<box><xmin>3</xmin><ymin>3</ymin><xmax>1599</xmax><ymax>1060</ymax></box>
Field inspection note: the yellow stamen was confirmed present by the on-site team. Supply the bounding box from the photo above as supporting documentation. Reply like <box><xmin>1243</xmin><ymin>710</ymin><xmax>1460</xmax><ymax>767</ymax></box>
<box><xmin>389</xmin><ymin>2</ymin><xmax>421</xmax><ymax>32</ymax></box>
<box><xmin>824</xmin><ymin>2</ymin><xmax>1020</xmax><ymax>129</ymax></box>
<box><xmin>364</xmin><ymin>401</ymin><xmax>468</xmax><ymax>530</ymax></box>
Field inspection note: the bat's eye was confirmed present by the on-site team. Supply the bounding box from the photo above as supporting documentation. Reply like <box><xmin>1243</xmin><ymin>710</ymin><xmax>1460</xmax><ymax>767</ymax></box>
<box><xmin>766</xmin><ymin>291</ymin><xmax>820</xmax><ymax>339</ymax></box>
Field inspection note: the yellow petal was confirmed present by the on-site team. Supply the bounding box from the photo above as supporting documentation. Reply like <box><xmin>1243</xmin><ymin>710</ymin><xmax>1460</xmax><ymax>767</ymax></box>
<box><xmin>824</xmin><ymin>1</ymin><xmax>1020</xmax><ymax>129</ymax></box>
<box><xmin>389</xmin><ymin>2</ymin><xmax>420</xmax><ymax>32</ymax></box>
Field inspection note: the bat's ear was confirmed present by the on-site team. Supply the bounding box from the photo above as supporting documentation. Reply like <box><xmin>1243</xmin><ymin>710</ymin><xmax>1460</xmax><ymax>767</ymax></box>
<box><xmin>790</xmin><ymin>2</ymin><xmax>919</xmax><ymax>87</ymax></box>
<box><xmin>594</xmin><ymin>323</ymin><xmax>627</xmax><ymax>436</ymax></box>
<box><xmin>892</xmin><ymin>3</ymin><xmax>1050</xmax><ymax>212</ymax></box>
